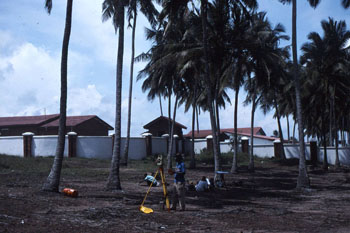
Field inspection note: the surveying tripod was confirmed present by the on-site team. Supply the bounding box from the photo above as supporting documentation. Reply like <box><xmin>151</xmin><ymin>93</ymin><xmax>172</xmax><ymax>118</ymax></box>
<box><xmin>140</xmin><ymin>155</ymin><xmax>170</xmax><ymax>213</ymax></box>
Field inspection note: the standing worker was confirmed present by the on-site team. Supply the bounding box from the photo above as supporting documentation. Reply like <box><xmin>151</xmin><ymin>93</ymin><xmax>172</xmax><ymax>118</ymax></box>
<box><xmin>170</xmin><ymin>153</ymin><xmax>186</xmax><ymax>211</ymax></box>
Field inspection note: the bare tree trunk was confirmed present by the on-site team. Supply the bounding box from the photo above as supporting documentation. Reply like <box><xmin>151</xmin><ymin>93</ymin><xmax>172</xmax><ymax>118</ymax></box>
<box><xmin>122</xmin><ymin>7</ymin><xmax>137</xmax><ymax>166</ymax></box>
<box><xmin>159</xmin><ymin>94</ymin><xmax>163</xmax><ymax>116</ymax></box>
<box><xmin>190</xmin><ymin>103</ymin><xmax>196</xmax><ymax>169</ymax></box>
<box><xmin>231</xmin><ymin>88</ymin><xmax>239</xmax><ymax>173</ymax></box>
<box><xmin>249</xmin><ymin>93</ymin><xmax>257</xmax><ymax>172</ymax></box>
<box><xmin>42</xmin><ymin>0</ymin><xmax>73</xmax><ymax>192</ymax></box>
<box><xmin>274</xmin><ymin>100</ymin><xmax>286</xmax><ymax>160</ymax></box>
<box><xmin>292</xmin><ymin>0</ymin><xmax>310</xmax><ymax>189</ymax></box>
<box><xmin>106</xmin><ymin>4</ymin><xmax>124</xmax><ymax>191</ymax></box>
<box><xmin>167</xmin><ymin>96</ymin><xmax>178</xmax><ymax>169</ymax></box>
<box><xmin>287</xmin><ymin>114</ymin><xmax>290</xmax><ymax>143</ymax></box>
<box><xmin>215</xmin><ymin>100</ymin><xmax>221</xmax><ymax>155</ymax></box>
<box><xmin>196</xmin><ymin>106</ymin><xmax>200</xmax><ymax>133</ymax></box>
<box><xmin>322</xmin><ymin>133</ymin><xmax>329</xmax><ymax>171</ymax></box>
<box><xmin>293</xmin><ymin>118</ymin><xmax>296</xmax><ymax>144</ymax></box>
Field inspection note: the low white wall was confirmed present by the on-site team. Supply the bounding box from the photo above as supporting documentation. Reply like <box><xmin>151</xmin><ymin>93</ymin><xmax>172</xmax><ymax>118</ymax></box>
<box><xmin>32</xmin><ymin>136</ymin><xmax>68</xmax><ymax>157</ymax></box>
<box><xmin>0</xmin><ymin>136</ymin><xmax>23</xmax><ymax>156</ymax></box>
<box><xmin>123</xmin><ymin>137</ymin><xmax>146</xmax><ymax>160</ymax></box>
<box><xmin>318</xmin><ymin>147</ymin><xmax>350</xmax><ymax>165</ymax></box>
<box><xmin>252</xmin><ymin>144</ymin><xmax>275</xmax><ymax>158</ymax></box>
<box><xmin>152</xmin><ymin>137</ymin><xmax>167</xmax><ymax>155</ymax></box>
<box><xmin>77</xmin><ymin>136</ymin><xmax>112</xmax><ymax>159</ymax></box>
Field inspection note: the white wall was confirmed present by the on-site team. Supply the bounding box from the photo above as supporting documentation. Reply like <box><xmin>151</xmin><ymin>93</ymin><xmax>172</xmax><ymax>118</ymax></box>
<box><xmin>318</xmin><ymin>147</ymin><xmax>350</xmax><ymax>165</ymax></box>
<box><xmin>0</xmin><ymin>136</ymin><xmax>23</xmax><ymax>156</ymax></box>
<box><xmin>152</xmin><ymin>137</ymin><xmax>167</xmax><ymax>155</ymax></box>
<box><xmin>32</xmin><ymin>136</ymin><xmax>68</xmax><ymax>157</ymax></box>
<box><xmin>122</xmin><ymin>137</ymin><xmax>147</xmax><ymax>160</ymax></box>
<box><xmin>77</xmin><ymin>136</ymin><xmax>112</xmax><ymax>159</ymax></box>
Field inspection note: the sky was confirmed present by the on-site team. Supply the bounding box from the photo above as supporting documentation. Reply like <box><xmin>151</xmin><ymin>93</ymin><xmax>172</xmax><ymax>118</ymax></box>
<box><xmin>0</xmin><ymin>0</ymin><xmax>349</xmax><ymax>138</ymax></box>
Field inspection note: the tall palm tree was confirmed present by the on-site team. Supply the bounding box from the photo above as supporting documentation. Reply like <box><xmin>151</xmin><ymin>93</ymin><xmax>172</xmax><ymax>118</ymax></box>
<box><xmin>122</xmin><ymin>0</ymin><xmax>159</xmax><ymax>166</ymax></box>
<box><xmin>102</xmin><ymin>0</ymin><xmax>127</xmax><ymax>191</ymax></box>
<box><xmin>301</xmin><ymin>17</ymin><xmax>350</xmax><ymax>170</ymax></box>
<box><xmin>42</xmin><ymin>0</ymin><xmax>73</xmax><ymax>192</ymax></box>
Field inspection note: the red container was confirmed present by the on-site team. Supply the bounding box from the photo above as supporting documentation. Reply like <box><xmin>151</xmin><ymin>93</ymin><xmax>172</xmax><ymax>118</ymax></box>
<box><xmin>62</xmin><ymin>188</ymin><xmax>78</xmax><ymax>197</ymax></box>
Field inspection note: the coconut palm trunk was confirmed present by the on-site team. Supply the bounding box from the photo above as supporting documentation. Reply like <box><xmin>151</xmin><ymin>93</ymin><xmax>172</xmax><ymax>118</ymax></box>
<box><xmin>190</xmin><ymin>103</ymin><xmax>196</xmax><ymax>169</ymax></box>
<box><xmin>106</xmin><ymin>4</ymin><xmax>125</xmax><ymax>191</ymax></box>
<box><xmin>292</xmin><ymin>0</ymin><xmax>310</xmax><ymax>189</ymax></box>
<box><xmin>122</xmin><ymin>6</ymin><xmax>137</xmax><ymax>166</ymax></box>
<box><xmin>249</xmin><ymin>93</ymin><xmax>257</xmax><ymax>172</ymax></box>
<box><xmin>274</xmin><ymin>100</ymin><xmax>286</xmax><ymax>160</ymax></box>
<box><xmin>167</xmin><ymin>96</ymin><xmax>179</xmax><ymax>169</ymax></box>
<box><xmin>231</xmin><ymin>88</ymin><xmax>239</xmax><ymax>173</ymax></box>
<box><xmin>201</xmin><ymin>0</ymin><xmax>221</xmax><ymax>176</ymax></box>
<box><xmin>42</xmin><ymin>0</ymin><xmax>73</xmax><ymax>192</ymax></box>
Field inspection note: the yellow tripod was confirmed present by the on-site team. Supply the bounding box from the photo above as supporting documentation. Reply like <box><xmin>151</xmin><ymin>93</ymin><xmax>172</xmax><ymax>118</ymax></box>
<box><xmin>140</xmin><ymin>164</ymin><xmax>170</xmax><ymax>214</ymax></box>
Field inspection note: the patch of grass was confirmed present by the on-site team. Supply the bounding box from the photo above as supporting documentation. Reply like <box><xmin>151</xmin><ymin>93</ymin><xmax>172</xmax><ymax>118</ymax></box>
<box><xmin>0</xmin><ymin>154</ymin><xmax>110</xmax><ymax>178</ymax></box>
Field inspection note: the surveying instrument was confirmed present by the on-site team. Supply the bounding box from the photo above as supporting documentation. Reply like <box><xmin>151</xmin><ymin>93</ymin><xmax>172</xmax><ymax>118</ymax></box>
<box><xmin>139</xmin><ymin>154</ymin><xmax>170</xmax><ymax>213</ymax></box>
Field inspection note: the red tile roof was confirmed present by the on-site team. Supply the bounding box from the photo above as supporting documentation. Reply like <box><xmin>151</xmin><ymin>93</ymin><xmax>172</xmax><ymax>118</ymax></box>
<box><xmin>0</xmin><ymin>114</ymin><xmax>59</xmax><ymax>127</ymax></box>
<box><xmin>41</xmin><ymin>115</ymin><xmax>113</xmax><ymax>130</ymax></box>
<box><xmin>0</xmin><ymin>114</ymin><xmax>113</xmax><ymax>130</ymax></box>
<box><xmin>184</xmin><ymin>127</ymin><xmax>265</xmax><ymax>138</ymax></box>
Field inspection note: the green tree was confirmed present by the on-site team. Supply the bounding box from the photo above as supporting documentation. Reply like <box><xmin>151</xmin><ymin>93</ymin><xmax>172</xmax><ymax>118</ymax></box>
<box><xmin>42</xmin><ymin>0</ymin><xmax>73</xmax><ymax>192</ymax></box>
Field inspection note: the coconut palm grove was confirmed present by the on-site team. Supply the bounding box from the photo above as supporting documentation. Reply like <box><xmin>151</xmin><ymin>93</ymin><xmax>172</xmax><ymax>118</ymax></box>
<box><xmin>2</xmin><ymin>0</ymin><xmax>350</xmax><ymax>231</ymax></box>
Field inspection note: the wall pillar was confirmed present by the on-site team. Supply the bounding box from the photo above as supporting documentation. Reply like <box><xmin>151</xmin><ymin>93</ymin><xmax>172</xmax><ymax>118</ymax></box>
<box><xmin>142</xmin><ymin>133</ymin><xmax>152</xmax><ymax>156</ymax></box>
<box><xmin>68</xmin><ymin>132</ymin><xmax>78</xmax><ymax>158</ymax></box>
<box><xmin>274</xmin><ymin>139</ymin><xmax>282</xmax><ymax>159</ymax></box>
<box><xmin>206</xmin><ymin>135</ymin><xmax>213</xmax><ymax>153</ymax></box>
<box><xmin>162</xmin><ymin>134</ymin><xmax>169</xmax><ymax>153</ymax></box>
<box><xmin>310</xmin><ymin>140</ymin><xmax>318</xmax><ymax>166</ymax></box>
<box><xmin>22</xmin><ymin>132</ymin><xmax>34</xmax><ymax>158</ymax></box>
<box><xmin>241</xmin><ymin>136</ymin><xmax>249</xmax><ymax>153</ymax></box>
<box><xmin>174</xmin><ymin>134</ymin><xmax>179</xmax><ymax>154</ymax></box>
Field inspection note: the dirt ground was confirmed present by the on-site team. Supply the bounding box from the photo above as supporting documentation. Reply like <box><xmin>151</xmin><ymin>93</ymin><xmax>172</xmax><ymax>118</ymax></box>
<box><xmin>1</xmin><ymin>156</ymin><xmax>350</xmax><ymax>233</ymax></box>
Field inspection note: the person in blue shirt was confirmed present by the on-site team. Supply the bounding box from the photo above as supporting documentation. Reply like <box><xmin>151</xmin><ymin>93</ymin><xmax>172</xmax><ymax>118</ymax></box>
<box><xmin>171</xmin><ymin>153</ymin><xmax>186</xmax><ymax>211</ymax></box>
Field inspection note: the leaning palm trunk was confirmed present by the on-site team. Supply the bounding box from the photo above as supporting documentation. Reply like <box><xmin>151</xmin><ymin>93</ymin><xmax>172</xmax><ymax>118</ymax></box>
<box><xmin>167</xmin><ymin>96</ymin><xmax>179</xmax><ymax>169</ymax></box>
<box><xmin>292</xmin><ymin>0</ymin><xmax>310</xmax><ymax>189</ymax></box>
<box><xmin>42</xmin><ymin>0</ymin><xmax>73</xmax><ymax>192</ymax></box>
<box><xmin>231</xmin><ymin>88</ymin><xmax>239</xmax><ymax>173</ymax></box>
<box><xmin>122</xmin><ymin>7</ymin><xmax>137</xmax><ymax>167</ymax></box>
<box><xmin>201</xmin><ymin>0</ymin><xmax>221</xmax><ymax>178</ymax></box>
<box><xmin>106</xmin><ymin>5</ymin><xmax>124</xmax><ymax>191</ymax></box>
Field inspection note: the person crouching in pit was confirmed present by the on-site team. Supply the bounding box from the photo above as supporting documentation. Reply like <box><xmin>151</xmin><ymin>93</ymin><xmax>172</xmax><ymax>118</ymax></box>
<box><xmin>170</xmin><ymin>153</ymin><xmax>186</xmax><ymax>211</ymax></box>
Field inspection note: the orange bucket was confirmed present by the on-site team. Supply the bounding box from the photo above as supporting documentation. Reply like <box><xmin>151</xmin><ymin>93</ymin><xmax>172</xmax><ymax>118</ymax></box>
<box><xmin>62</xmin><ymin>188</ymin><xmax>78</xmax><ymax>197</ymax></box>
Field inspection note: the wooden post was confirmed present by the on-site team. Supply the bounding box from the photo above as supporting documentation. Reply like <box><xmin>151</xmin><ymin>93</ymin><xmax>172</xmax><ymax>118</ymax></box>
<box><xmin>22</xmin><ymin>132</ymin><xmax>34</xmax><ymax>158</ymax></box>
<box><xmin>68</xmin><ymin>132</ymin><xmax>77</xmax><ymax>158</ymax></box>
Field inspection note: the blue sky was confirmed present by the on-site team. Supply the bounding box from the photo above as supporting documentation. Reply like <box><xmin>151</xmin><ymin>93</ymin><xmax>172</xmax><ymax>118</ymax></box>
<box><xmin>0</xmin><ymin>0</ymin><xmax>349</xmax><ymax>137</ymax></box>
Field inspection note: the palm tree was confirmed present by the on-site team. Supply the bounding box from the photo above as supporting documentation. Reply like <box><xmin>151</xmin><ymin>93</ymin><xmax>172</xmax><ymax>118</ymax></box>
<box><xmin>102</xmin><ymin>0</ymin><xmax>127</xmax><ymax>191</ymax></box>
<box><xmin>42</xmin><ymin>0</ymin><xmax>73</xmax><ymax>192</ymax></box>
<box><xmin>301</xmin><ymin>17</ymin><xmax>350</xmax><ymax>170</ymax></box>
<box><xmin>122</xmin><ymin>0</ymin><xmax>159</xmax><ymax>166</ymax></box>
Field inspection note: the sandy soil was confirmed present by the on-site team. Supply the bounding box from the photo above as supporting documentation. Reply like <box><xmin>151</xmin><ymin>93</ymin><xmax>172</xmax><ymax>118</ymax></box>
<box><xmin>1</xmin><ymin>158</ymin><xmax>350</xmax><ymax>233</ymax></box>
